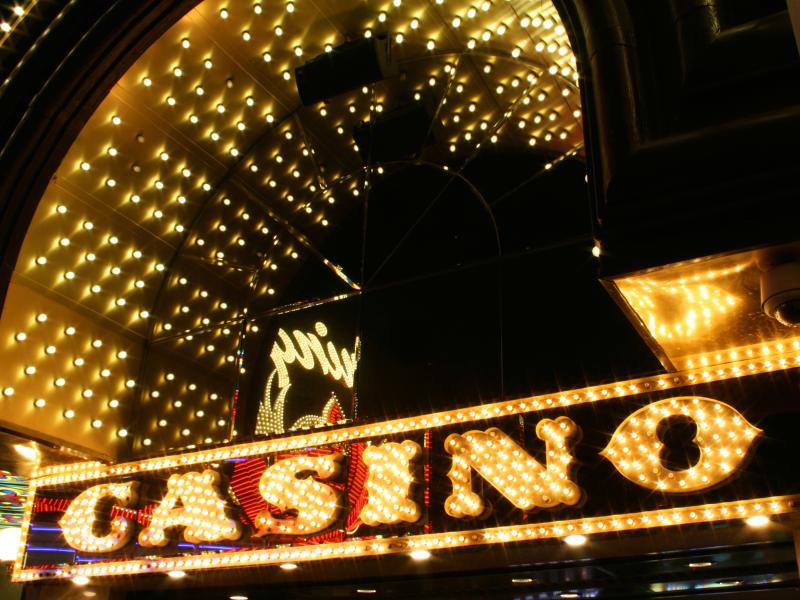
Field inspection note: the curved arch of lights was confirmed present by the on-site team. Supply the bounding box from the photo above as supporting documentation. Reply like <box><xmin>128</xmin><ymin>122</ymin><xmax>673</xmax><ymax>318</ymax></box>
<box><xmin>0</xmin><ymin>0</ymin><xmax>582</xmax><ymax>459</ymax></box>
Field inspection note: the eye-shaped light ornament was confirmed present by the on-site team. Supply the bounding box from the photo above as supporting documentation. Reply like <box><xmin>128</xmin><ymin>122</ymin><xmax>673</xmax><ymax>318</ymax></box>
<box><xmin>602</xmin><ymin>397</ymin><xmax>761</xmax><ymax>493</ymax></box>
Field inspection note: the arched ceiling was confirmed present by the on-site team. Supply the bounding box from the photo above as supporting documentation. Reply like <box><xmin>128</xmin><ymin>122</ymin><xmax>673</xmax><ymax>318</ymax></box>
<box><xmin>0</xmin><ymin>0</ymin><xmax>581</xmax><ymax>459</ymax></box>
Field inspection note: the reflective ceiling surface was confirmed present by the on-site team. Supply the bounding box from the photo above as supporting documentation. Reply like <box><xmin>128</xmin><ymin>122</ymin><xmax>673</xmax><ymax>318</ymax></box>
<box><xmin>0</xmin><ymin>0</ymin><xmax>583</xmax><ymax>459</ymax></box>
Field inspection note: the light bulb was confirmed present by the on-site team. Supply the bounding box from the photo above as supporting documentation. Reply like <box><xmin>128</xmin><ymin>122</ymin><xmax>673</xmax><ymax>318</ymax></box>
<box><xmin>745</xmin><ymin>515</ymin><xmax>769</xmax><ymax>527</ymax></box>
<box><xmin>564</xmin><ymin>534</ymin><xmax>587</xmax><ymax>546</ymax></box>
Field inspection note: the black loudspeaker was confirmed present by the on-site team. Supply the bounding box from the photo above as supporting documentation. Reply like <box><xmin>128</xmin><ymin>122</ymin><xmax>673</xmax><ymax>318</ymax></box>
<box><xmin>353</xmin><ymin>101</ymin><xmax>433</xmax><ymax>162</ymax></box>
<box><xmin>295</xmin><ymin>36</ymin><xmax>398</xmax><ymax>105</ymax></box>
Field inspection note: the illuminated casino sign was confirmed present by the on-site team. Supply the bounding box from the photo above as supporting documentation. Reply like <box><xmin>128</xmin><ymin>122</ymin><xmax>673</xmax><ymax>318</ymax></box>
<box><xmin>12</xmin><ymin>356</ymin><xmax>800</xmax><ymax>583</ymax></box>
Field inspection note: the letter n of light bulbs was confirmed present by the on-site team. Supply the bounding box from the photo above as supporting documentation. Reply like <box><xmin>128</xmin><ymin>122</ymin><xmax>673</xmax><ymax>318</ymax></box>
<box><xmin>444</xmin><ymin>417</ymin><xmax>581</xmax><ymax>518</ymax></box>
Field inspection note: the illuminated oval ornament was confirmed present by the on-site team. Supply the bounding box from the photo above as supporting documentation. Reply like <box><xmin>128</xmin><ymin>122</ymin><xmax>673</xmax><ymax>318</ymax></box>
<box><xmin>601</xmin><ymin>396</ymin><xmax>761</xmax><ymax>493</ymax></box>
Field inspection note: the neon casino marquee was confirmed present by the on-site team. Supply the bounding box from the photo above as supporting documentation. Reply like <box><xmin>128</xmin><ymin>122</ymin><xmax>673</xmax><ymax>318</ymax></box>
<box><xmin>12</xmin><ymin>354</ymin><xmax>800</xmax><ymax>583</ymax></box>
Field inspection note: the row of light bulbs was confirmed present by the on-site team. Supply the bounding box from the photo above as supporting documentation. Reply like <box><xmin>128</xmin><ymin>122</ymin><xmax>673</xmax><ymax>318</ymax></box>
<box><xmin>41</xmin><ymin>197</ymin><xmax>258</xmax><ymax>341</ymax></box>
<box><xmin>0</xmin><ymin>2</ymin><xmax>27</xmax><ymax>34</ymax></box>
<box><xmin>31</xmin><ymin>343</ymin><xmax>800</xmax><ymax>487</ymax></box>
<box><xmin>685</xmin><ymin>338</ymin><xmax>800</xmax><ymax>370</ymax></box>
<box><xmin>2</xmin><ymin>306</ymin><xmax>229</xmax><ymax>444</ymax></box>
<box><xmin>136</xmin><ymin>71</ymin><xmax>338</xmax><ymax>228</ymax></box>
<box><xmin>14</xmin><ymin>495</ymin><xmax>789</xmax><ymax>581</ymax></box>
<box><xmin>3</xmin><ymin>308</ymin><xmax>132</xmax><ymax>437</ymax></box>
<box><xmin>214</xmin><ymin>0</ymin><xmax>568</xmax><ymax>42</ymax></box>
<box><xmin>185</xmin><ymin>0</ymin><xmax>579</xmax><ymax>165</ymax></box>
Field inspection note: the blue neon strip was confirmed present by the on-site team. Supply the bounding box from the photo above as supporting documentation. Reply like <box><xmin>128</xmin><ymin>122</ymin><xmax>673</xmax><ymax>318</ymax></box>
<box><xmin>30</xmin><ymin>525</ymin><xmax>62</xmax><ymax>532</ymax></box>
<box><xmin>177</xmin><ymin>542</ymin><xmax>239</xmax><ymax>551</ymax></box>
<box><xmin>26</xmin><ymin>546</ymin><xmax>75</xmax><ymax>553</ymax></box>
<box><xmin>27</xmin><ymin>538</ymin><xmax>239</xmax><ymax>555</ymax></box>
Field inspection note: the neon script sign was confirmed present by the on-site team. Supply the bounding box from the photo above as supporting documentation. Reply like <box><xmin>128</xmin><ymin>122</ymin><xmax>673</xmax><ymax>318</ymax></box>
<box><xmin>15</xmin><ymin>369</ymin><xmax>800</xmax><ymax>583</ymax></box>
<box><xmin>256</xmin><ymin>322</ymin><xmax>359</xmax><ymax>436</ymax></box>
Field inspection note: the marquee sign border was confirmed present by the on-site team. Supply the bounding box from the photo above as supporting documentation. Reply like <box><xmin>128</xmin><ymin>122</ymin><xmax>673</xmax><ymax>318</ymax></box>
<box><xmin>12</xmin><ymin>348</ymin><xmax>800</xmax><ymax>583</ymax></box>
<box><xmin>13</xmin><ymin>494</ymin><xmax>798</xmax><ymax>582</ymax></box>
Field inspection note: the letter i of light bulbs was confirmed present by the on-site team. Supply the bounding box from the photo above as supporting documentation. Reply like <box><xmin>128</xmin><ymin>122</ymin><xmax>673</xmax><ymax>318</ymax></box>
<box><xmin>359</xmin><ymin>440</ymin><xmax>422</xmax><ymax>526</ymax></box>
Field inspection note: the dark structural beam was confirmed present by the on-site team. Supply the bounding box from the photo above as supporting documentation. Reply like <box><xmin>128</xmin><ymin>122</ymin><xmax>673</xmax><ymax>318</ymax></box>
<box><xmin>295</xmin><ymin>36</ymin><xmax>398</xmax><ymax>105</ymax></box>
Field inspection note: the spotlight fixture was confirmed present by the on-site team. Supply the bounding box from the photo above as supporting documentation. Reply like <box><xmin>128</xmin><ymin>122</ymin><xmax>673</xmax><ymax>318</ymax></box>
<box><xmin>688</xmin><ymin>561</ymin><xmax>714</xmax><ymax>568</ymax></box>
<box><xmin>745</xmin><ymin>515</ymin><xmax>769</xmax><ymax>527</ymax></box>
<box><xmin>563</xmin><ymin>534</ymin><xmax>587</xmax><ymax>546</ymax></box>
<box><xmin>13</xmin><ymin>444</ymin><xmax>38</xmax><ymax>461</ymax></box>
<box><xmin>167</xmin><ymin>570</ymin><xmax>186</xmax><ymax>578</ymax></box>
<box><xmin>760</xmin><ymin>261</ymin><xmax>800</xmax><ymax>326</ymax></box>
<box><xmin>409</xmin><ymin>549</ymin><xmax>431</xmax><ymax>560</ymax></box>
<box><xmin>280</xmin><ymin>562</ymin><xmax>298</xmax><ymax>570</ymax></box>
<box><xmin>0</xmin><ymin>527</ymin><xmax>22</xmax><ymax>561</ymax></box>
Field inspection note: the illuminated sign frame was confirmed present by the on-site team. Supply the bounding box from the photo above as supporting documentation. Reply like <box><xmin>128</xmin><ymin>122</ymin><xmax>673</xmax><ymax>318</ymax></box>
<box><xmin>12</xmin><ymin>351</ymin><xmax>800</xmax><ymax>583</ymax></box>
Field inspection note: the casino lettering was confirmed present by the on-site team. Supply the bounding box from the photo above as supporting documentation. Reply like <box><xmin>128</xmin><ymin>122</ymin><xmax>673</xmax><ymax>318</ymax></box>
<box><xmin>57</xmin><ymin>396</ymin><xmax>759</xmax><ymax>553</ymax></box>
